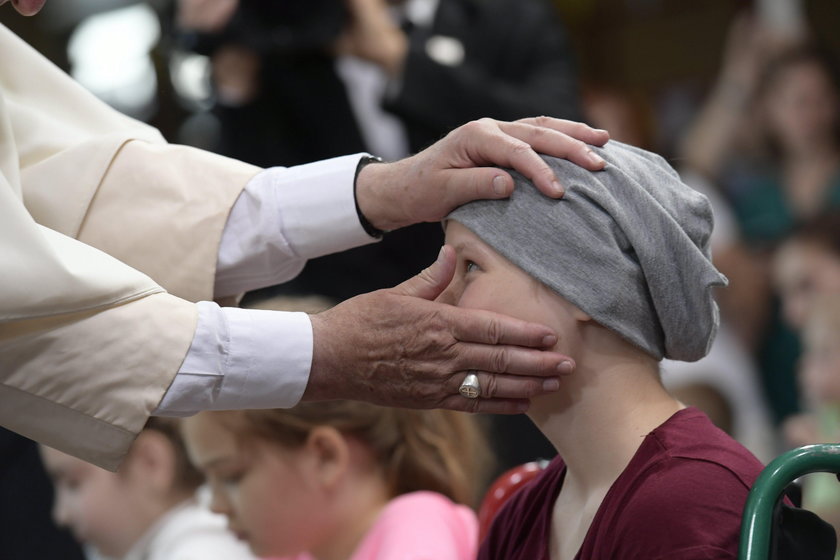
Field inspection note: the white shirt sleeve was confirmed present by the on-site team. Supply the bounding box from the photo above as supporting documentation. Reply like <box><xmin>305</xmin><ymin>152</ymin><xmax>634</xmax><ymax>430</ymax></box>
<box><xmin>155</xmin><ymin>154</ymin><xmax>379</xmax><ymax>416</ymax></box>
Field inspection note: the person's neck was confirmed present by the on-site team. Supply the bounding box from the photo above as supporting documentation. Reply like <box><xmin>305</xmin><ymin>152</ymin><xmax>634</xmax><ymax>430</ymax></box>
<box><xmin>528</xmin><ymin>335</ymin><xmax>682</xmax><ymax>495</ymax></box>
<box><xmin>311</xmin><ymin>468</ymin><xmax>390</xmax><ymax>560</ymax></box>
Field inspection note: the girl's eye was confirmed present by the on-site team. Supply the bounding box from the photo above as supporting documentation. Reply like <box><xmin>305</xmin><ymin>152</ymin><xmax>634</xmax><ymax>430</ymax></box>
<box><xmin>465</xmin><ymin>261</ymin><xmax>480</xmax><ymax>274</ymax></box>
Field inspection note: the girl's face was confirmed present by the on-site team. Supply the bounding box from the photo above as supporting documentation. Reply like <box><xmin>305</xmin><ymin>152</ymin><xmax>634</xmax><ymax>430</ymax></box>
<box><xmin>182</xmin><ymin>415</ymin><xmax>328</xmax><ymax>558</ymax></box>
<box><xmin>437</xmin><ymin>221</ymin><xmax>586</xmax><ymax>356</ymax></box>
<box><xmin>764</xmin><ymin>60</ymin><xmax>840</xmax><ymax>153</ymax></box>
<box><xmin>774</xmin><ymin>240</ymin><xmax>840</xmax><ymax>329</ymax></box>
<box><xmin>39</xmin><ymin>447</ymin><xmax>151</xmax><ymax>558</ymax></box>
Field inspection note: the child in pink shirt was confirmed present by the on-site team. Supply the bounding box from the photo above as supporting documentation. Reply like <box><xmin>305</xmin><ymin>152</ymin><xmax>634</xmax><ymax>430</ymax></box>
<box><xmin>182</xmin><ymin>401</ymin><xmax>488</xmax><ymax>560</ymax></box>
<box><xmin>277</xmin><ymin>491</ymin><xmax>476</xmax><ymax>560</ymax></box>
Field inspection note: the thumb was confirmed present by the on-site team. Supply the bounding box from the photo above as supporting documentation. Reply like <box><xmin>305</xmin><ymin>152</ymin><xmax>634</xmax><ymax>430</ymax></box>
<box><xmin>442</xmin><ymin>168</ymin><xmax>516</xmax><ymax>209</ymax></box>
<box><xmin>391</xmin><ymin>245</ymin><xmax>456</xmax><ymax>300</ymax></box>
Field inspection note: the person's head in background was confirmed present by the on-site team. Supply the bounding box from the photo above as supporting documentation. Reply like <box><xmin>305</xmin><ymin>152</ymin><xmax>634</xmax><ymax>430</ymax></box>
<box><xmin>783</xmin><ymin>294</ymin><xmax>840</xmax><ymax>448</ymax></box>
<box><xmin>182</xmin><ymin>403</ymin><xmax>490</xmax><ymax>558</ymax></box>
<box><xmin>581</xmin><ymin>83</ymin><xmax>655</xmax><ymax>151</ymax></box>
<box><xmin>798</xmin><ymin>295</ymin><xmax>840</xmax><ymax>411</ymax></box>
<box><xmin>773</xmin><ymin>211</ymin><xmax>840</xmax><ymax>330</ymax></box>
<box><xmin>40</xmin><ymin>418</ymin><xmax>204</xmax><ymax>559</ymax></box>
<box><xmin>757</xmin><ymin>45</ymin><xmax>840</xmax><ymax>159</ymax></box>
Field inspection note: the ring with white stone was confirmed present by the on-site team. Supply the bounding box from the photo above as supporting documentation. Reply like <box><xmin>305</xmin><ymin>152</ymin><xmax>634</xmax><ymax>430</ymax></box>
<box><xmin>458</xmin><ymin>372</ymin><xmax>481</xmax><ymax>399</ymax></box>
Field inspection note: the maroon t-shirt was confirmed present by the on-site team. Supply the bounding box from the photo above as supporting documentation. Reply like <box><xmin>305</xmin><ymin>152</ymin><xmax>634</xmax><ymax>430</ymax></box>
<box><xmin>478</xmin><ymin>408</ymin><xmax>765</xmax><ymax>560</ymax></box>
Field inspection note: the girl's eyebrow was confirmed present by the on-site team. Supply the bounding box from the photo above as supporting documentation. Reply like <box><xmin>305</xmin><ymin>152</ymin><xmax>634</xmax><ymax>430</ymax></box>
<box><xmin>454</xmin><ymin>240</ymin><xmax>493</xmax><ymax>260</ymax></box>
<box><xmin>454</xmin><ymin>239</ymin><xmax>483</xmax><ymax>254</ymax></box>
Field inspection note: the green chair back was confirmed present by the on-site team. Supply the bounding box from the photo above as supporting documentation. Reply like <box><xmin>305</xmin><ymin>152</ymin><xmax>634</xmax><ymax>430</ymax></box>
<box><xmin>740</xmin><ymin>444</ymin><xmax>840</xmax><ymax>560</ymax></box>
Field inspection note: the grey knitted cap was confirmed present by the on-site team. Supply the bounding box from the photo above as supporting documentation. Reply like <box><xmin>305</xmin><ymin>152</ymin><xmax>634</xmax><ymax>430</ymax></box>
<box><xmin>447</xmin><ymin>141</ymin><xmax>727</xmax><ymax>362</ymax></box>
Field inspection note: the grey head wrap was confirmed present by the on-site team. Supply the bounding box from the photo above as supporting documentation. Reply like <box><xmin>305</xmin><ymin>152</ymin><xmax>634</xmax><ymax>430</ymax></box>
<box><xmin>447</xmin><ymin>141</ymin><xmax>727</xmax><ymax>362</ymax></box>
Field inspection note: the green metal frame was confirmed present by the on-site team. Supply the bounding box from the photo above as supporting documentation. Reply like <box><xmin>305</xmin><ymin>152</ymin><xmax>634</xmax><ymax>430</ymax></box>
<box><xmin>739</xmin><ymin>444</ymin><xmax>840</xmax><ymax>560</ymax></box>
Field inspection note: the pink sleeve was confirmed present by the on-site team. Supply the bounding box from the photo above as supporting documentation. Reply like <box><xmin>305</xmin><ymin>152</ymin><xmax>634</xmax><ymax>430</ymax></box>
<box><xmin>352</xmin><ymin>492</ymin><xmax>478</xmax><ymax>560</ymax></box>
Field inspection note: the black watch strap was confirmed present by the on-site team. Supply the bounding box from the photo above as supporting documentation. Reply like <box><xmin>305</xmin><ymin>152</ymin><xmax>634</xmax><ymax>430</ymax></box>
<box><xmin>354</xmin><ymin>155</ymin><xmax>386</xmax><ymax>238</ymax></box>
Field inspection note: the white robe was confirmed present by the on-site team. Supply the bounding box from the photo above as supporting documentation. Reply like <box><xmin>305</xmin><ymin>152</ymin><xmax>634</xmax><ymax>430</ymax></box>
<box><xmin>0</xmin><ymin>23</ymin><xmax>258</xmax><ymax>470</ymax></box>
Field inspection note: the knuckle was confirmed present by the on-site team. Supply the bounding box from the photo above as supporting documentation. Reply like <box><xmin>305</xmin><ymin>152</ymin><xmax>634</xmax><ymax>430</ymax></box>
<box><xmin>463</xmin><ymin>119</ymin><xmax>487</xmax><ymax>135</ymax></box>
<box><xmin>425</xmin><ymin>309</ymin><xmax>452</xmax><ymax>338</ymax></box>
<box><xmin>485</xmin><ymin>317</ymin><xmax>503</xmax><ymax>344</ymax></box>
<box><xmin>415</xmin><ymin>266</ymin><xmax>435</xmax><ymax>286</ymax></box>
<box><xmin>530</xmin><ymin>125</ymin><xmax>548</xmax><ymax>140</ymax></box>
<box><xmin>491</xmin><ymin>348</ymin><xmax>510</xmax><ymax>373</ymax></box>
<box><xmin>483</xmin><ymin>374</ymin><xmax>498</xmax><ymax>398</ymax></box>
<box><xmin>511</xmin><ymin>141</ymin><xmax>533</xmax><ymax>157</ymax></box>
<box><xmin>533</xmin><ymin>115</ymin><xmax>551</xmax><ymax>128</ymax></box>
<box><xmin>572</xmin><ymin>138</ymin><xmax>588</xmax><ymax>153</ymax></box>
<box><xmin>415</xmin><ymin>382</ymin><xmax>439</xmax><ymax>402</ymax></box>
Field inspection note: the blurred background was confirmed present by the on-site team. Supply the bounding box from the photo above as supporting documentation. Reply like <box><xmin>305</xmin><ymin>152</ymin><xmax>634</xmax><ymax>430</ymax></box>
<box><xmin>4</xmin><ymin>0</ymin><xmax>839</xmax><ymax>156</ymax></box>
<box><xmin>4</xmin><ymin>0</ymin><xmax>840</xmax><ymax>558</ymax></box>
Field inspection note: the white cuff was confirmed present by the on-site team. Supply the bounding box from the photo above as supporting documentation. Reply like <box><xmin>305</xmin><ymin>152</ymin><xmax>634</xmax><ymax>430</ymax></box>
<box><xmin>154</xmin><ymin>301</ymin><xmax>312</xmax><ymax>416</ymax></box>
<box><xmin>274</xmin><ymin>153</ymin><xmax>379</xmax><ymax>258</ymax></box>
<box><xmin>214</xmin><ymin>154</ymin><xmax>380</xmax><ymax>297</ymax></box>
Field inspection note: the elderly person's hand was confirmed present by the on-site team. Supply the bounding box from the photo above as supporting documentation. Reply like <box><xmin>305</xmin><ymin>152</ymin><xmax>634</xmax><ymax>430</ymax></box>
<box><xmin>306</xmin><ymin>245</ymin><xmax>572</xmax><ymax>414</ymax></box>
<box><xmin>356</xmin><ymin>117</ymin><xmax>609</xmax><ymax>232</ymax></box>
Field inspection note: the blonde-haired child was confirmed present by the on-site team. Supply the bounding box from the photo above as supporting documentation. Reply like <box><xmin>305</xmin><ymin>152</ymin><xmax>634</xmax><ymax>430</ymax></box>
<box><xmin>182</xmin><ymin>402</ymin><xmax>491</xmax><ymax>559</ymax></box>
<box><xmin>40</xmin><ymin>417</ymin><xmax>254</xmax><ymax>560</ymax></box>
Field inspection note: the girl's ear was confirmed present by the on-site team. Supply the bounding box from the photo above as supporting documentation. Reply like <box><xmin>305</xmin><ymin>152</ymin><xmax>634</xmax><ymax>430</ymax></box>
<box><xmin>123</xmin><ymin>430</ymin><xmax>177</xmax><ymax>497</ymax></box>
<box><xmin>303</xmin><ymin>426</ymin><xmax>349</xmax><ymax>491</ymax></box>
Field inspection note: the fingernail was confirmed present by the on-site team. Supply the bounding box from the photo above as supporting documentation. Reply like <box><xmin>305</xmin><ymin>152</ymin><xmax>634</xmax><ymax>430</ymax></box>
<box><xmin>542</xmin><ymin>334</ymin><xmax>557</xmax><ymax>346</ymax></box>
<box><xmin>493</xmin><ymin>175</ymin><xmax>508</xmax><ymax>196</ymax></box>
<box><xmin>587</xmin><ymin>149</ymin><xmax>605</xmax><ymax>166</ymax></box>
<box><xmin>558</xmin><ymin>360</ymin><xmax>574</xmax><ymax>374</ymax></box>
<box><xmin>552</xmin><ymin>180</ymin><xmax>564</xmax><ymax>196</ymax></box>
<box><xmin>437</xmin><ymin>246</ymin><xmax>446</xmax><ymax>262</ymax></box>
<box><xmin>516</xmin><ymin>402</ymin><xmax>530</xmax><ymax>413</ymax></box>
<box><xmin>543</xmin><ymin>378</ymin><xmax>561</xmax><ymax>391</ymax></box>
<box><xmin>595</xmin><ymin>128</ymin><xmax>609</xmax><ymax>135</ymax></box>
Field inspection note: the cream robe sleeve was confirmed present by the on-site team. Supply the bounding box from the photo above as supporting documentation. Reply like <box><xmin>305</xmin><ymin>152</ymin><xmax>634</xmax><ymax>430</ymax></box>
<box><xmin>0</xmin><ymin>24</ymin><xmax>258</xmax><ymax>470</ymax></box>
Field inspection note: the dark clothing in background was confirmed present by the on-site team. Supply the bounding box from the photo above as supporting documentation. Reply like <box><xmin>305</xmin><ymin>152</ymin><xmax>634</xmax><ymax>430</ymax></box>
<box><xmin>0</xmin><ymin>428</ymin><xmax>86</xmax><ymax>560</ymax></box>
<box><xmin>179</xmin><ymin>0</ymin><xmax>582</xmax><ymax>300</ymax></box>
